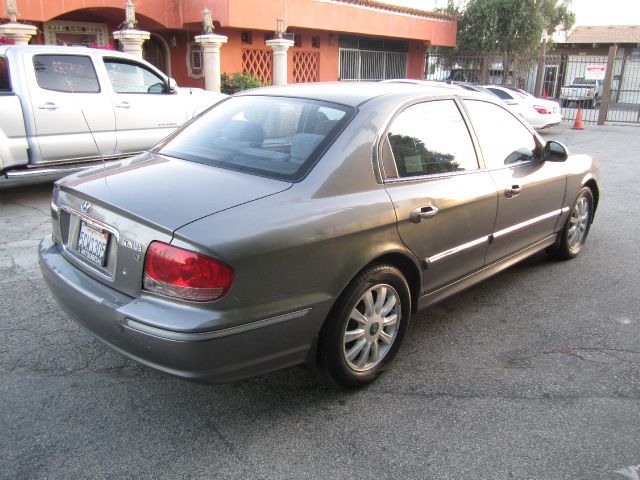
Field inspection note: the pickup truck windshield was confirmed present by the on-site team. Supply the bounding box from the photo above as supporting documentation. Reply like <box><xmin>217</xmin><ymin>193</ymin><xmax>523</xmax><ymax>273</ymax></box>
<box><xmin>158</xmin><ymin>96</ymin><xmax>354</xmax><ymax>182</ymax></box>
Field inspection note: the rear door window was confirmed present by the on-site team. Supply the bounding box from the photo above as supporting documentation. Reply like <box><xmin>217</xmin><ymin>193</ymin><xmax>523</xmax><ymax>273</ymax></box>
<box><xmin>33</xmin><ymin>55</ymin><xmax>100</xmax><ymax>93</ymax></box>
<box><xmin>0</xmin><ymin>56</ymin><xmax>10</xmax><ymax>91</ymax></box>
<box><xmin>386</xmin><ymin>99</ymin><xmax>479</xmax><ymax>177</ymax></box>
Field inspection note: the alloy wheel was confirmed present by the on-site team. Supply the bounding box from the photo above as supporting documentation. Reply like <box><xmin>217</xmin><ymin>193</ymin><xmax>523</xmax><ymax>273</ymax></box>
<box><xmin>568</xmin><ymin>196</ymin><xmax>590</xmax><ymax>250</ymax></box>
<box><xmin>342</xmin><ymin>284</ymin><xmax>401</xmax><ymax>372</ymax></box>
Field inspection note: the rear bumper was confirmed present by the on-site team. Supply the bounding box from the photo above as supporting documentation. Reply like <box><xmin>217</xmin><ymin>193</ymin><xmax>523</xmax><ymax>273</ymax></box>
<box><xmin>529</xmin><ymin>114</ymin><xmax>562</xmax><ymax>130</ymax></box>
<box><xmin>538</xmin><ymin>121</ymin><xmax>561</xmax><ymax>130</ymax></box>
<box><xmin>559</xmin><ymin>96</ymin><xmax>594</xmax><ymax>102</ymax></box>
<box><xmin>39</xmin><ymin>235</ymin><xmax>327</xmax><ymax>382</ymax></box>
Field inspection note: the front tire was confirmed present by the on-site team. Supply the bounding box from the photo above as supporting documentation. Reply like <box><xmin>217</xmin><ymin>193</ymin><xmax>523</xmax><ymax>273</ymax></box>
<box><xmin>547</xmin><ymin>187</ymin><xmax>594</xmax><ymax>260</ymax></box>
<box><xmin>320</xmin><ymin>264</ymin><xmax>411</xmax><ymax>388</ymax></box>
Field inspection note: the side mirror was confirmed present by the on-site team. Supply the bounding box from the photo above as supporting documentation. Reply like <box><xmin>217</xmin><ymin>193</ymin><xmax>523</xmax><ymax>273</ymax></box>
<box><xmin>543</xmin><ymin>140</ymin><xmax>568</xmax><ymax>162</ymax></box>
<box><xmin>167</xmin><ymin>77</ymin><xmax>178</xmax><ymax>93</ymax></box>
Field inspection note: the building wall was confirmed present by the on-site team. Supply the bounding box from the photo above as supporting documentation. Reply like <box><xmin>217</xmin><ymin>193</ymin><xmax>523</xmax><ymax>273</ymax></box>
<box><xmin>406</xmin><ymin>40</ymin><xmax>427</xmax><ymax>80</ymax></box>
<box><xmin>3</xmin><ymin>0</ymin><xmax>454</xmax><ymax>87</ymax></box>
<box><xmin>8</xmin><ymin>0</ymin><xmax>456</xmax><ymax>46</ymax></box>
<box><xmin>189</xmin><ymin>0</ymin><xmax>456</xmax><ymax>46</ymax></box>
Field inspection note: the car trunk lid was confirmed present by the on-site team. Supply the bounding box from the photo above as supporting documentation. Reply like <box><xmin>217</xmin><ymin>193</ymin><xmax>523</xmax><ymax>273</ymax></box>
<box><xmin>52</xmin><ymin>152</ymin><xmax>291</xmax><ymax>298</ymax></box>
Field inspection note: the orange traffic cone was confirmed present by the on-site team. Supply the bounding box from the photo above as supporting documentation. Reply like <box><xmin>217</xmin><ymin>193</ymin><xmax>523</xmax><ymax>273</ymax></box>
<box><xmin>543</xmin><ymin>88</ymin><xmax>548</xmax><ymax>99</ymax></box>
<box><xmin>572</xmin><ymin>109</ymin><xmax>584</xmax><ymax>130</ymax></box>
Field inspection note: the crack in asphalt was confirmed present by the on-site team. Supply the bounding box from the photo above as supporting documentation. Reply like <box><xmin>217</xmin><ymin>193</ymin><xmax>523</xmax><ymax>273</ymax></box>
<box><xmin>1</xmin><ymin>199</ymin><xmax>51</xmax><ymax>217</ymax></box>
<box><xmin>505</xmin><ymin>346</ymin><xmax>640</xmax><ymax>368</ymax></box>
<box><xmin>368</xmin><ymin>390</ymin><xmax>640</xmax><ymax>402</ymax></box>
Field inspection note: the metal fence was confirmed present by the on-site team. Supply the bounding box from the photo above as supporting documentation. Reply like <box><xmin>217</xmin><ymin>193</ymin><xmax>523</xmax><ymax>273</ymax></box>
<box><xmin>339</xmin><ymin>49</ymin><xmax>407</xmax><ymax>81</ymax></box>
<box><xmin>607</xmin><ymin>53</ymin><xmax>640</xmax><ymax>124</ymax></box>
<box><xmin>425</xmin><ymin>52</ymin><xmax>541</xmax><ymax>92</ymax></box>
<box><xmin>425</xmin><ymin>49</ymin><xmax>640</xmax><ymax>125</ymax></box>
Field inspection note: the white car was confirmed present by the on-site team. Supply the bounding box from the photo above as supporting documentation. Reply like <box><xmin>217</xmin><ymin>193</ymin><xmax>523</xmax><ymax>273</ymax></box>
<box><xmin>485</xmin><ymin>85</ymin><xmax>561</xmax><ymax>130</ymax></box>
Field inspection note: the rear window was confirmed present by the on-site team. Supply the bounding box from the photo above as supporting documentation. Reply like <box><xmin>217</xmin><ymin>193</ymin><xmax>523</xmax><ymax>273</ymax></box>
<box><xmin>487</xmin><ymin>88</ymin><xmax>513</xmax><ymax>100</ymax></box>
<box><xmin>572</xmin><ymin>77</ymin><xmax>596</xmax><ymax>85</ymax></box>
<box><xmin>158</xmin><ymin>96</ymin><xmax>354</xmax><ymax>181</ymax></box>
<box><xmin>0</xmin><ymin>56</ymin><xmax>10</xmax><ymax>91</ymax></box>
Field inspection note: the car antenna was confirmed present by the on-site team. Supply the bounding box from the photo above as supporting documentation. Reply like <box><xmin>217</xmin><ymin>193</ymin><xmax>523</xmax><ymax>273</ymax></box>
<box><xmin>63</xmin><ymin>64</ymin><xmax>111</xmax><ymax>190</ymax></box>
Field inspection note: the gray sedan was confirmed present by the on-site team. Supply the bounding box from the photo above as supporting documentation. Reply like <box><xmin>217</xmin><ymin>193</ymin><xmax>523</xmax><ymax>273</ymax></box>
<box><xmin>39</xmin><ymin>82</ymin><xmax>600</xmax><ymax>387</ymax></box>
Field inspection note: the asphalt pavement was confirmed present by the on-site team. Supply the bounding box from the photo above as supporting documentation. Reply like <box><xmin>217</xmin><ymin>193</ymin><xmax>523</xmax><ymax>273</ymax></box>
<box><xmin>1</xmin><ymin>122</ymin><xmax>638</xmax><ymax>479</ymax></box>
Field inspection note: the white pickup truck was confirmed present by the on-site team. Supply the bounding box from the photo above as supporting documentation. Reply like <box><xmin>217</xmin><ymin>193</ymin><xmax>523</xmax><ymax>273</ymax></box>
<box><xmin>0</xmin><ymin>45</ymin><xmax>226</xmax><ymax>187</ymax></box>
<box><xmin>559</xmin><ymin>77</ymin><xmax>604</xmax><ymax>109</ymax></box>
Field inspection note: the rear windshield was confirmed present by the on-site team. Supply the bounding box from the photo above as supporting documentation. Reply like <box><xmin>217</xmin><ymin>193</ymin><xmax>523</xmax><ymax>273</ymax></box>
<box><xmin>0</xmin><ymin>56</ymin><xmax>10</xmax><ymax>92</ymax></box>
<box><xmin>157</xmin><ymin>96</ymin><xmax>354</xmax><ymax>181</ymax></box>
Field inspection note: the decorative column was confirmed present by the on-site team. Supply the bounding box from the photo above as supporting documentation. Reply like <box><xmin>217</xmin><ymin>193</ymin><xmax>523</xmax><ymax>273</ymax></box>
<box><xmin>112</xmin><ymin>0</ymin><xmax>150</xmax><ymax>58</ymax></box>
<box><xmin>194</xmin><ymin>8</ymin><xmax>227</xmax><ymax>92</ymax></box>
<box><xmin>0</xmin><ymin>0</ymin><xmax>37</xmax><ymax>45</ymax></box>
<box><xmin>266</xmin><ymin>18</ymin><xmax>294</xmax><ymax>86</ymax></box>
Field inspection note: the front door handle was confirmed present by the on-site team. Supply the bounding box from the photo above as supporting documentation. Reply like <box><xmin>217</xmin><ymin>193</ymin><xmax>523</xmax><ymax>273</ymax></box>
<box><xmin>38</xmin><ymin>102</ymin><xmax>59</xmax><ymax>110</ymax></box>
<box><xmin>410</xmin><ymin>205</ymin><xmax>439</xmax><ymax>223</ymax></box>
<box><xmin>504</xmin><ymin>185</ymin><xmax>521</xmax><ymax>198</ymax></box>
<box><xmin>115</xmin><ymin>102</ymin><xmax>131</xmax><ymax>109</ymax></box>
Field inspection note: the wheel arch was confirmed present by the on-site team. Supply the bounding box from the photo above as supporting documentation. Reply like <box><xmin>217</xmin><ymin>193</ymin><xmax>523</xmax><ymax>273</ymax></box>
<box><xmin>313</xmin><ymin>249</ymin><xmax>422</xmax><ymax>377</ymax></box>
<box><xmin>329</xmin><ymin>249</ymin><xmax>423</xmax><ymax>320</ymax></box>
<box><xmin>582</xmin><ymin>177</ymin><xmax>599</xmax><ymax>216</ymax></box>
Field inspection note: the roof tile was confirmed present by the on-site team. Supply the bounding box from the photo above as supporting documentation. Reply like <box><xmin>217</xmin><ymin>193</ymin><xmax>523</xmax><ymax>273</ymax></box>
<box><xmin>566</xmin><ymin>25</ymin><xmax>640</xmax><ymax>44</ymax></box>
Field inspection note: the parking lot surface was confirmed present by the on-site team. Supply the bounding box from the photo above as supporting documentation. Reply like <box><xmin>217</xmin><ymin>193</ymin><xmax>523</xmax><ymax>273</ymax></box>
<box><xmin>1</xmin><ymin>122</ymin><xmax>639</xmax><ymax>479</ymax></box>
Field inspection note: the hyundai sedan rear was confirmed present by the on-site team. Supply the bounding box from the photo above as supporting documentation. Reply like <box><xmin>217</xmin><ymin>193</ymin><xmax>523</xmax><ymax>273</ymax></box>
<box><xmin>40</xmin><ymin>83</ymin><xmax>599</xmax><ymax>387</ymax></box>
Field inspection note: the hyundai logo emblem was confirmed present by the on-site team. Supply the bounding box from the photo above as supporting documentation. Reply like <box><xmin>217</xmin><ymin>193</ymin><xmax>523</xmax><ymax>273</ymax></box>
<box><xmin>80</xmin><ymin>201</ymin><xmax>92</xmax><ymax>213</ymax></box>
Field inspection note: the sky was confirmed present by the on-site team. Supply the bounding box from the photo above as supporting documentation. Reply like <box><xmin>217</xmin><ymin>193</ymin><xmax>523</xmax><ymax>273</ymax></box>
<box><xmin>384</xmin><ymin>0</ymin><xmax>640</xmax><ymax>26</ymax></box>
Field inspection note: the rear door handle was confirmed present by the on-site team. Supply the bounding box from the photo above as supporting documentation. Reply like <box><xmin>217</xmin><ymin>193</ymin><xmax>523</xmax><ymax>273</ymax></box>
<box><xmin>504</xmin><ymin>185</ymin><xmax>521</xmax><ymax>198</ymax></box>
<box><xmin>38</xmin><ymin>102</ymin><xmax>59</xmax><ymax>110</ymax></box>
<box><xmin>410</xmin><ymin>205</ymin><xmax>439</xmax><ymax>223</ymax></box>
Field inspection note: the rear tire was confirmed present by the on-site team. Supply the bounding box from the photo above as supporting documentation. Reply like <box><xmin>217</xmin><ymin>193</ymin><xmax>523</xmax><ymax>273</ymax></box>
<box><xmin>320</xmin><ymin>264</ymin><xmax>411</xmax><ymax>388</ymax></box>
<box><xmin>547</xmin><ymin>187</ymin><xmax>594</xmax><ymax>260</ymax></box>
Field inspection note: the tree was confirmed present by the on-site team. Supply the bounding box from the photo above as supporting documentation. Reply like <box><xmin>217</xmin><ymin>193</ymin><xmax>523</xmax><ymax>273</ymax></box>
<box><xmin>455</xmin><ymin>0</ymin><xmax>575</xmax><ymax>53</ymax></box>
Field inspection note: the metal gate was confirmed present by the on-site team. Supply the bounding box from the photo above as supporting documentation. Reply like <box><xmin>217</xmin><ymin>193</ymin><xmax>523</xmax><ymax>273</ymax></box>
<box><xmin>339</xmin><ymin>49</ymin><xmax>407</xmax><ymax>81</ymax></box>
<box><xmin>423</xmin><ymin>48</ymin><xmax>640</xmax><ymax>125</ymax></box>
<box><xmin>557</xmin><ymin>51</ymin><xmax>640</xmax><ymax>125</ymax></box>
<box><xmin>606</xmin><ymin>53</ymin><xmax>640</xmax><ymax>124</ymax></box>
<box><xmin>338</xmin><ymin>36</ymin><xmax>407</xmax><ymax>81</ymax></box>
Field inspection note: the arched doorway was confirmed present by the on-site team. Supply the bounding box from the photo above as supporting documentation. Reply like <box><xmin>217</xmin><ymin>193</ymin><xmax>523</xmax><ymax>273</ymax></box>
<box><xmin>144</xmin><ymin>33</ymin><xmax>171</xmax><ymax>77</ymax></box>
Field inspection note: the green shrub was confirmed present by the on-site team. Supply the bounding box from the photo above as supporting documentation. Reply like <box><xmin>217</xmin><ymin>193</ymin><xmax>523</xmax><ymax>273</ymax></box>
<box><xmin>221</xmin><ymin>72</ymin><xmax>263</xmax><ymax>94</ymax></box>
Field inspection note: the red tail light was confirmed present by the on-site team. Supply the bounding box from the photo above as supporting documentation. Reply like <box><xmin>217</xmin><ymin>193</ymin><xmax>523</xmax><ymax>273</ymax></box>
<box><xmin>143</xmin><ymin>241</ymin><xmax>233</xmax><ymax>301</ymax></box>
<box><xmin>534</xmin><ymin>105</ymin><xmax>551</xmax><ymax>114</ymax></box>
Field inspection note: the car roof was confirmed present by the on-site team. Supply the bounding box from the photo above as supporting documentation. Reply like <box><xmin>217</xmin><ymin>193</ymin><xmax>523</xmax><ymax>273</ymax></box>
<box><xmin>235</xmin><ymin>81</ymin><xmax>470</xmax><ymax>107</ymax></box>
<box><xmin>381</xmin><ymin>79</ymin><xmax>462</xmax><ymax>89</ymax></box>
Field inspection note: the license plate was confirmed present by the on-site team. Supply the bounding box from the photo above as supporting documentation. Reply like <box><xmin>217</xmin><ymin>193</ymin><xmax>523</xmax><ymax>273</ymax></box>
<box><xmin>76</xmin><ymin>221</ymin><xmax>109</xmax><ymax>267</ymax></box>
